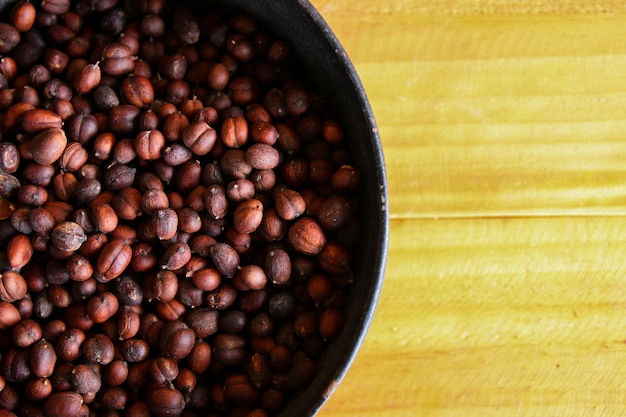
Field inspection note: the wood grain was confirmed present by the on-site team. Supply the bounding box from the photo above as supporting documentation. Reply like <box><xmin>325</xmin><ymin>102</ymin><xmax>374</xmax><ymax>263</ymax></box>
<box><xmin>307</xmin><ymin>0</ymin><xmax>626</xmax><ymax>416</ymax></box>
<box><xmin>317</xmin><ymin>9</ymin><xmax>626</xmax><ymax>217</ymax></box>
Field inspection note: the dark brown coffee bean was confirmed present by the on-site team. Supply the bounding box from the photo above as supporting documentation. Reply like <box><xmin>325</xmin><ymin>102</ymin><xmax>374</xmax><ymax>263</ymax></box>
<box><xmin>0</xmin><ymin>172</ymin><xmax>21</xmax><ymax>198</ymax></box>
<box><xmin>0</xmin><ymin>24</ymin><xmax>20</xmax><ymax>54</ymax></box>
<box><xmin>12</xmin><ymin>319</ymin><xmax>41</xmax><ymax>347</ymax></box>
<box><xmin>143</xmin><ymin>270</ymin><xmax>178</xmax><ymax>302</ymax></box>
<box><xmin>101</xmin><ymin>43</ymin><xmax>135</xmax><ymax>75</ymax></box>
<box><xmin>160</xmin><ymin>320</ymin><xmax>195</xmax><ymax>360</ymax></box>
<box><xmin>0</xmin><ymin>143</ymin><xmax>19</xmax><ymax>175</ymax></box>
<box><xmin>147</xmin><ymin>386</ymin><xmax>185</xmax><ymax>417</ymax></box>
<box><xmin>226</xmin><ymin>178</ymin><xmax>255</xmax><ymax>202</ymax></box>
<box><xmin>250</xmin><ymin>121</ymin><xmax>278</xmax><ymax>146</ymax></box>
<box><xmin>134</xmin><ymin>130</ymin><xmax>165</xmax><ymax>161</ymax></box>
<box><xmin>218</xmin><ymin>310</ymin><xmax>246</xmax><ymax>333</ymax></box>
<box><xmin>67</xmin><ymin>113</ymin><xmax>99</xmax><ymax>144</ymax></box>
<box><xmin>93</xmin><ymin>85</ymin><xmax>119</xmax><ymax>110</ymax></box>
<box><xmin>43</xmin><ymin>391</ymin><xmax>83</xmax><ymax>417</ymax></box>
<box><xmin>55</xmin><ymin>328</ymin><xmax>85</xmax><ymax>362</ymax></box>
<box><xmin>74</xmin><ymin>179</ymin><xmax>102</xmax><ymax>208</ymax></box>
<box><xmin>148</xmin><ymin>358</ymin><xmax>178</xmax><ymax>390</ymax></box>
<box><xmin>94</xmin><ymin>239</ymin><xmax>132</xmax><ymax>282</ymax></box>
<box><xmin>24</xmin><ymin>376</ymin><xmax>52</xmax><ymax>402</ymax></box>
<box><xmin>104</xmin><ymin>163</ymin><xmax>136</xmax><ymax>191</ymax></box>
<box><xmin>109</xmin><ymin>104</ymin><xmax>140</xmax><ymax>134</ymax></box>
<box><xmin>173</xmin><ymin>9</ymin><xmax>200</xmax><ymax>45</ymax></box>
<box><xmin>46</xmin><ymin>285</ymin><xmax>72</xmax><ymax>308</ymax></box>
<box><xmin>155</xmin><ymin>298</ymin><xmax>186</xmax><ymax>321</ymax></box>
<box><xmin>97</xmin><ymin>385</ymin><xmax>128</xmax><ymax>410</ymax></box>
<box><xmin>213</xmin><ymin>333</ymin><xmax>246</xmax><ymax>366</ymax></box>
<box><xmin>120</xmin><ymin>338</ymin><xmax>150</xmax><ymax>362</ymax></box>
<box><xmin>91</xmin><ymin>203</ymin><xmax>118</xmax><ymax>234</ymax></box>
<box><xmin>235</xmin><ymin>265</ymin><xmax>267</xmax><ymax>291</ymax></box>
<box><xmin>186</xmin><ymin>340</ymin><xmax>211</xmax><ymax>374</ymax></box>
<box><xmin>203</xmin><ymin>184</ymin><xmax>228</xmax><ymax>220</ymax></box>
<box><xmin>287</xmin><ymin>217</ymin><xmax>326</xmax><ymax>256</ymax></box>
<box><xmin>0</xmin><ymin>271</ymin><xmax>27</xmax><ymax>302</ymax></box>
<box><xmin>64</xmin><ymin>254</ymin><xmax>93</xmax><ymax>283</ymax></box>
<box><xmin>102</xmin><ymin>360</ymin><xmax>128</xmax><ymax>386</ymax></box>
<box><xmin>162</xmin><ymin>112</ymin><xmax>188</xmax><ymax>142</ymax></box>
<box><xmin>233</xmin><ymin>198</ymin><xmax>263</xmax><ymax>234</ymax></box>
<box><xmin>74</xmin><ymin>62</ymin><xmax>101</xmax><ymax>95</ymax></box>
<box><xmin>59</xmin><ymin>142</ymin><xmax>89</xmax><ymax>172</ymax></box>
<box><xmin>268</xmin><ymin>291</ymin><xmax>296</xmax><ymax>321</ymax></box>
<box><xmin>151</xmin><ymin>208</ymin><xmax>178</xmax><ymax>241</ymax></box>
<box><xmin>159</xmin><ymin>54</ymin><xmax>187</xmax><ymax>80</ymax></box>
<box><xmin>220</xmin><ymin>149</ymin><xmax>252</xmax><ymax>179</ymax></box>
<box><xmin>258</xmin><ymin>208</ymin><xmax>287</xmax><ymax>242</ymax></box>
<box><xmin>221</xmin><ymin>115</ymin><xmax>248</xmax><ymax>148</ymax></box>
<box><xmin>114</xmin><ymin>307</ymin><xmax>139</xmax><ymax>340</ymax></box>
<box><xmin>6</xmin><ymin>233</ymin><xmax>33</xmax><ymax>271</ymax></box>
<box><xmin>81</xmin><ymin>333</ymin><xmax>115</xmax><ymax>365</ymax></box>
<box><xmin>0</xmin><ymin>301</ymin><xmax>21</xmax><ymax>330</ymax></box>
<box><xmin>265</xmin><ymin>249</ymin><xmax>291</xmax><ymax>285</ymax></box>
<box><xmin>86</xmin><ymin>291</ymin><xmax>118</xmax><ymax>323</ymax></box>
<box><xmin>138</xmin><ymin>188</ymin><xmax>167</xmax><ymax>216</ymax></box>
<box><xmin>10</xmin><ymin>1</ymin><xmax>36</xmax><ymax>32</ymax></box>
<box><xmin>249</xmin><ymin>311</ymin><xmax>274</xmax><ymax>337</ymax></box>
<box><xmin>51</xmin><ymin>172</ymin><xmax>78</xmax><ymax>202</ymax></box>
<box><xmin>161</xmin><ymin>242</ymin><xmax>191</xmax><ymax>271</ymax></box>
<box><xmin>121</xmin><ymin>75</ymin><xmax>154</xmax><ymax>108</ymax></box>
<box><xmin>174</xmin><ymin>160</ymin><xmax>201</xmax><ymax>193</ymax></box>
<box><xmin>162</xmin><ymin>143</ymin><xmax>193</xmax><ymax>167</ymax></box>
<box><xmin>29</xmin><ymin>128</ymin><xmax>67</xmax><ymax>165</ymax></box>
<box><xmin>245</xmin><ymin>143</ymin><xmax>280</xmax><ymax>170</ymax></box>
<box><xmin>183</xmin><ymin>308</ymin><xmax>218</xmax><ymax>339</ymax></box>
<box><xmin>71</xmin><ymin>364</ymin><xmax>101</xmax><ymax>395</ymax></box>
<box><xmin>111</xmin><ymin>187</ymin><xmax>143</xmax><ymax>220</ymax></box>
<box><xmin>51</xmin><ymin>222</ymin><xmax>87</xmax><ymax>252</ymax></box>
<box><xmin>182</xmin><ymin>121</ymin><xmax>216</xmax><ymax>156</ymax></box>
<box><xmin>209</xmin><ymin>242</ymin><xmax>239</xmax><ymax>277</ymax></box>
<box><xmin>318</xmin><ymin>307</ymin><xmax>344</xmax><ymax>341</ymax></box>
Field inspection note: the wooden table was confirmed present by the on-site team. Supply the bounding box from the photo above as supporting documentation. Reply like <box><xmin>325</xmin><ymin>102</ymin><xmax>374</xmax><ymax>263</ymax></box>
<box><xmin>309</xmin><ymin>1</ymin><xmax>626</xmax><ymax>415</ymax></box>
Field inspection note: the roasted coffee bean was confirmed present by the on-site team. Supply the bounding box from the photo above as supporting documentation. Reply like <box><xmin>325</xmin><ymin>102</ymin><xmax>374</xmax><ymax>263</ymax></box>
<box><xmin>151</xmin><ymin>208</ymin><xmax>178</xmax><ymax>241</ymax></box>
<box><xmin>12</xmin><ymin>319</ymin><xmax>41</xmax><ymax>347</ymax></box>
<box><xmin>213</xmin><ymin>333</ymin><xmax>246</xmax><ymax>366</ymax></box>
<box><xmin>94</xmin><ymin>239</ymin><xmax>132</xmax><ymax>282</ymax></box>
<box><xmin>0</xmin><ymin>5</ymin><xmax>364</xmax><ymax>417</ymax></box>
<box><xmin>82</xmin><ymin>333</ymin><xmax>115</xmax><ymax>365</ymax></box>
<box><xmin>111</xmin><ymin>187</ymin><xmax>142</xmax><ymax>220</ymax></box>
<box><xmin>120</xmin><ymin>338</ymin><xmax>150</xmax><ymax>363</ymax></box>
<box><xmin>113</xmin><ymin>275</ymin><xmax>143</xmax><ymax>306</ymax></box>
<box><xmin>149</xmin><ymin>356</ymin><xmax>178</xmax><ymax>384</ymax></box>
<box><xmin>104</xmin><ymin>163</ymin><xmax>136</xmax><ymax>191</ymax></box>
<box><xmin>0</xmin><ymin>271</ymin><xmax>27</xmax><ymax>302</ymax></box>
<box><xmin>73</xmin><ymin>62</ymin><xmax>101</xmax><ymax>95</ymax></box>
<box><xmin>182</xmin><ymin>121</ymin><xmax>216</xmax><ymax>156</ymax></box>
<box><xmin>51</xmin><ymin>222</ymin><xmax>87</xmax><ymax>252</ymax></box>
<box><xmin>148</xmin><ymin>386</ymin><xmax>185</xmax><ymax>417</ymax></box>
<box><xmin>159</xmin><ymin>320</ymin><xmax>195</xmax><ymax>360</ymax></box>
<box><xmin>93</xmin><ymin>85</ymin><xmax>119</xmax><ymax>110</ymax></box>
<box><xmin>71</xmin><ymin>364</ymin><xmax>101</xmax><ymax>395</ymax></box>
<box><xmin>6</xmin><ymin>234</ymin><xmax>33</xmax><ymax>271</ymax></box>
<box><xmin>160</xmin><ymin>242</ymin><xmax>191</xmax><ymax>271</ymax></box>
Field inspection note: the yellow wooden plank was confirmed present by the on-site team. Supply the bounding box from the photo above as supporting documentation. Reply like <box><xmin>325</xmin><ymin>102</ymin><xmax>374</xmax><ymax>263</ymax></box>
<box><xmin>312</xmin><ymin>0</ymin><xmax>626</xmax><ymax>17</ymax></box>
<box><xmin>306</xmin><ymin>5</ymin><xmax>626</xmax><ymax>217</ymax></box>
<box><xmin>318</xmin><ymin>217</ymin><xmax>626</xmax><ymax>417</ymax></box>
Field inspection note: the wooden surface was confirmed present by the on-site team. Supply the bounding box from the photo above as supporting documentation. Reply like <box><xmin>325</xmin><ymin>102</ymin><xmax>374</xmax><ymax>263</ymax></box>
<box><xmin>308</xmin><ymin>1</ymin><xmax>626</xmax><ymax>416</ymax></box>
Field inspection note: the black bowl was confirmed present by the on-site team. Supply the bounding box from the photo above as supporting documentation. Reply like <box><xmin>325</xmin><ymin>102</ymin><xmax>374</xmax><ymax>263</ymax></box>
<box><xmin>199</xmin><ymin>1</ymin><xmax>389</xmax><ymax>415</ymax></box>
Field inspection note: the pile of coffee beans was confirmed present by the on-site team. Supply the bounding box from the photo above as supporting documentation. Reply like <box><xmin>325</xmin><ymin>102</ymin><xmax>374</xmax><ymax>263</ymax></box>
<box><xmin>0</xmin><ymin>0</ymin><xmax>362</xmax><ymax>416</ymax></box>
